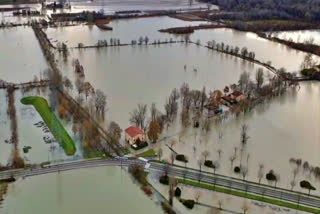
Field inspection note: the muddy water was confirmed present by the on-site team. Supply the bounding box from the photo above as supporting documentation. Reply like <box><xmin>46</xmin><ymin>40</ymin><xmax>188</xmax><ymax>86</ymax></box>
<box><xmin>1</xmin><ymin>167</ymin><xmax>164</xmax><ymax>214</ymax></box>
<box><xmin>0</xmin><ymin>27</ymin><xmax>47</xmax><ymax>83</ymax></box>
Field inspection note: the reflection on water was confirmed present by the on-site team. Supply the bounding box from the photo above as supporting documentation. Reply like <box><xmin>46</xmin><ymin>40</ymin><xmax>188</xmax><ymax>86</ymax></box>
<box><xmin>271</xmin><ymin>30</ymin><xmax>320</xmax><ymax>45</ymax></box>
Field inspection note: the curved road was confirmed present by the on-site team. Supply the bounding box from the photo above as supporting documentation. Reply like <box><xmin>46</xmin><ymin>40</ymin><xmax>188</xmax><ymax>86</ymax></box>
<box><xmin>0</xmin><ymin>159</ymin><xmax>319</xmax><ymax>210</ymax></box>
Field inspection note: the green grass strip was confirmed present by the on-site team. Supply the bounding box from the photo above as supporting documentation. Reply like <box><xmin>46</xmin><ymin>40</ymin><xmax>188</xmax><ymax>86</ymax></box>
<box><xmin>178</xmin><ymin>179</ymin><xmax>320</xmax><ymax>214</ymax></box>
<box><xmin>21</xmin><ymin>96</ymin><xmax>76</xmax><ymax>156</ymax></box>
<box><xmin>137</xmin><ymin>149</ymin><xmax>156</xmax><ymax>158</ymax></box>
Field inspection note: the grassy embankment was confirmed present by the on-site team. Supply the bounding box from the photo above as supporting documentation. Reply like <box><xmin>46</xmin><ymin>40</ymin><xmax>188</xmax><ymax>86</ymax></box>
<box><xmin>137</xmin><ymin>149</ymin><xmax>156</xmax><ymax>158</ymax></box>
<box><xmin>21</xmin><ymin>96</ymin><xmax>76</xmax><ymax>156</ymax></box>
<box><xmin>178</xmin><ymin>179</ymin><xmax>320</xmax><ymax>214</ymax></box>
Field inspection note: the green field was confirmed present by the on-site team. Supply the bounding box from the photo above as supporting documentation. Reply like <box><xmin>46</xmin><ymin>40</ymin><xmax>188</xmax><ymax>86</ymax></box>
<box><xmin>21</xmin><ymin>96</ymin><xmax>76</xmax><ymax>156</ymax></box>
<box><xmin>178</xmin><ymin>179</ymin><xmax>320</xmax><ymax>214</ymax></box>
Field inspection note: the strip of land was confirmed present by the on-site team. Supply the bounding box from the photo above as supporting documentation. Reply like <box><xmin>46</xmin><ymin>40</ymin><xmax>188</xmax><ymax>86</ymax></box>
<box><xmin>21</xmin><ymin>96</ymin><xmax>76</xmax><ymax>156</ymax></box>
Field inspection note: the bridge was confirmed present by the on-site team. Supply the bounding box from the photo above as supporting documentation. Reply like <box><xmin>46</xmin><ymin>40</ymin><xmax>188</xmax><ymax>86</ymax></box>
<box><xmin>1</xmin><ymin>159</ymin><xmax>320</xmax><ymax>210</ymax></box>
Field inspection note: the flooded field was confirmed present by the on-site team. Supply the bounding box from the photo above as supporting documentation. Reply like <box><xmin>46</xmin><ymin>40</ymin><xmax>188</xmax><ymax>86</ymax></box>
<box><xmin>158</xmin><ymin>81</ymin><xmax>320</xmax><ymax>194</ymax></box>
<box><xmin>59</xmin><ymin>43</ymin><xmax>262</xmax><ymax>128</ymax></box>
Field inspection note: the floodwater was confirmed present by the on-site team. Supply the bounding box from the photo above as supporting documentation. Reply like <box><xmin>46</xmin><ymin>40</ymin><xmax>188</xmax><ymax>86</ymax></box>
<box><xmin>59</xmin><ymin>42</ymin><xmax>262</xmax><ymax>128</ymax></box>
<box><xmin>45</xmin><ymin>16</ymin><xmax>314</xmax><ymax>72</ymax></box>
<box><xmin>158</xmin><ymin>81</ymin><xmax>320</xmax><ymax>195</ymax></box>
<box><xmin>0</xmin><ymin>27</ymin><xmax>47</xmax><ymax>83</ymax></box>
<box><xmin>1</xmin><ymin>167</ymin><xmax>164</xmax><ymax>214</ymax></box>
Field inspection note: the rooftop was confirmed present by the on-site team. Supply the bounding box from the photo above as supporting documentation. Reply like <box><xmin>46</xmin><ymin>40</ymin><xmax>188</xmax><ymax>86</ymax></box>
<box><xmin>125</xmin><ymin>126</ymin><xmax>144</xmax><ymax>137</ymax></box>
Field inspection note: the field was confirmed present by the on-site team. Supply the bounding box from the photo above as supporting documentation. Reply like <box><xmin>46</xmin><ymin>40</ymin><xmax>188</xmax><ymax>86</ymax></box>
<box><xmin>21</xmin><ymin>96</ymin><xmax>76</xmax><ymax>156</ymax></box>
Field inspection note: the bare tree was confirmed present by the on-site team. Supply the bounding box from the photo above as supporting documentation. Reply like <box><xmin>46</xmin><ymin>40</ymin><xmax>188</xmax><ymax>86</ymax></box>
<box><xmin>150</xmin><ymin>103</ymin><xmax>157</xmax><ymax>121</ymax></box>
<box><xmin>212</xmin><ymin>161</ymin><xmax>220</xmax><ymax>174</ymax></box>
<box><xmin>194</xmin><ymin>191</ymin><xmax>201</xmax><ymax>203</ymax></box>
<box><xmin>94</xmin><ymin>89</ymin><xmax>107</xmax><ymax>115</ymax></box>
<box><xmin>75</xmin><ymin>78</ymin><xmax>83</xmax><ymax>96</ymax></box>
<box><xmin>241</xmin><ymin>200</ymin><xmax>250</xmax><ymax>214</ymax></box>
<box><xmin>217</xmin><ymin>149</ymin><xmax>222</xmax><ymax>159</ymax></box>
<box><xmin>129</xmin><ymin>104</ymin><xmax>147</xmax><ymax>130</ymax></box>
<box><xmin>200</xmin><ymin>86</ymin><xmax>207</xmax><ymax>112</ymax></box>
<box><xmin>290</xmin><ymin>179</ymin><xmax>296</xmax><ymax>190</ymax></box>
<box><xmin>169</xmin><ymin>138</ymin><xmax>177</xmax><ymax>148</ymax></box>
<box><xmin>240</xmin><ymin>124</ymin><xmax>249</xmax><ymax>148</ymax></box>
<box><xmin>198</xmin><ymin>159</ymin><xmax>203</xmax><ymax>172</ymax></box>
<box><xmin>257</xmin><ymin>164</ymin><xmax>264</xmax><ymax>184</ymax></box>
<box><xmin>238</xmin><ymin>71</ymin><xmax>250</xmax><ymax>93</ymax></box>
<box><xmin>202</xmin><ymin>151</ymin><xmax>210</xmax><ymax>162</ymax></box>
<box><xmin>165</xmin><ymin>91</ymin><xmax>179</xmax><ymax>122</ymax></box>
<box><xmin>229</xmin><ymin>155</ymin><xmax>236</xmax><ymax>169</ymax></box>
<box><xmin>240</xmin><ymin>124</ymin><xmax>249</xmax><ymax>168</ymax></box>
<box><xmin>255</xmin><ymin>68</ymin><xmax>264</xmax><ymax>90</ymax></box>
<box><xmin>170</xmin><ymin>152</ymin><xmax>175</xmax><ymax>165</ymax></box>
<box><xmin>217</xmin><ymin>199</ymin><xmax>223</xmax><ymax>210</ymax></box>
<box><xmin>158</xmin><ymin>148</ymin><xmax>163</xmax><ymax>161</ymax></box>
<box><xmin>207</xmin><ymin>208</ymin><xmax>221</xmax><ymax>214</ymax></box>
<box><xmin>108</xmin><ymin>121</ymin><xmax>122</xmax><ymax>142</ymax></box>
<box><xmin>241</xmin><ymin>167</ymin><xmax>248</xmax><ymax>181</ymax></box>
<box><xmin>303</xmin><ymin>161</ymin><xmax>310</xmax><ymax>173</ymax></box>
<box><xmin>169</xmin><ymin>177</ymin><xmax>178</xmax><ymax>206</ymax></box>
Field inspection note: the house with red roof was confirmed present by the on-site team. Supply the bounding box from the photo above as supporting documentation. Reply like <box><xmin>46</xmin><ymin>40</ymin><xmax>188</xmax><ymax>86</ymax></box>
<box><xmin>125</xmin><ymin>126</ymin><xmax>146</xmax><ymax>145</ymax></box>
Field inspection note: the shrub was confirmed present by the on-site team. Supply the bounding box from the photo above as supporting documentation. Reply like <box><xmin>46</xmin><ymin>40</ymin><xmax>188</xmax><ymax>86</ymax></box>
<box><xmin>204</xmin><ymin>160</ymin><xmax>213</xmax><ymax>168</ymax></box>
<box><xmin>129</xmin><ymin>164</ymin><xmax>147</xmax><ymax>186</ymax></box>
<box><xmin>180</xmin><ymin>199</ymin><xmax>195</xmax><ymax>209</ymax></box>
<box><xmin>234</xmin><ymin>166</ymin><xmax>241</xmax><ymax>173</ymax></box>
<box><xmin>159</xmin><ymin>175</ymin><xmax>169</xmax><ymax>185</ymax></box>
<box><xmin>142</xmin><ymin>185</ymin><xmax>153</xmax><ymax>196</ymax></box>
<box><xmin>175</xmin><ymin>187</ymin><xmax>182</xmax><ymax>197</ymax></box>
<box><xmin>300</xmin><ymin>180</ymin><xmax>316</xmax><ymax>193</ymax></box>
<box><xmin>266</xmin><ymin>170</ymin><xmax>276</xmax><ymax>181</ymax></box>
<box><xmin>176</xmin><ymin>154</ymin><xmax>188</xmax><ymax>163</ymax></box>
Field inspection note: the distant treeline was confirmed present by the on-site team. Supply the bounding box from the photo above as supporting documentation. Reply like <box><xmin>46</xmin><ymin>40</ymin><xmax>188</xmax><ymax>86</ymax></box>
<box><xmin>205</xmin><ymin>0</ymin><xmax>320</xmax><ymax>21</ymax></box>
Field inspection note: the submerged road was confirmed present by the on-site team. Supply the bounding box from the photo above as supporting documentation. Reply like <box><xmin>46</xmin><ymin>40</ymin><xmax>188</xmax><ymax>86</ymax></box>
<box><xmin>0</xmin><ymin>159</ymin><xmax>319</xmax><ymax>209</ymax></box>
